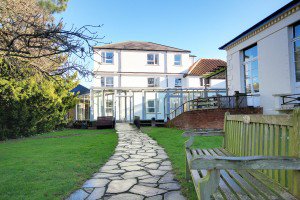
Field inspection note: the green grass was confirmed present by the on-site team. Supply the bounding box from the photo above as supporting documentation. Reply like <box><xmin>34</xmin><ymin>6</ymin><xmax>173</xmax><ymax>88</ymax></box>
<box><xmin>0</xmin><ymin>129</ymin><xmax>117</xmax><ymax>200</ymax></box>
<box><xmin>142</xmin><ymin>127</ymin><xmax>223</xmax><ymax>200</ymax></box>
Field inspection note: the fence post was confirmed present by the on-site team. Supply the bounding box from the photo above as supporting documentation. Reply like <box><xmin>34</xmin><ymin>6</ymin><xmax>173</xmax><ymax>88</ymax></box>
<box><xmin>234</xmin><ymin>91</ymin><xmax>240</xmax><ymax>109</ymax></box>
<box><xmin>223</xmin><ymin>112</ymin><xmax>230</xmax><ymax>149</ymax></box>
<box><xmin>291</xmin><ymin>108</ymin><xmax>300</xmax><ymax>198</ymax></box>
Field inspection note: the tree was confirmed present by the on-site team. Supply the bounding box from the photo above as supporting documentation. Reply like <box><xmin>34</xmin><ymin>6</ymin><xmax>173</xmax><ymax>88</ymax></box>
<box><xmin>38</xmin><ymin>0</ymin><xmax>69</xmax><ymax>13</ymax></box>
<box><xmin>0</xmin><ymin>0</ymin><xmax>104</xmax><ymax>78</ymax></box>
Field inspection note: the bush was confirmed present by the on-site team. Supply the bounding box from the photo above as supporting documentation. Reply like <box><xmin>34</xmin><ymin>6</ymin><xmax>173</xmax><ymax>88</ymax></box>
<box><xmin>0</xmin><ymin>60</ymin><xmax>78</xmax><ymax>140</ymax></box>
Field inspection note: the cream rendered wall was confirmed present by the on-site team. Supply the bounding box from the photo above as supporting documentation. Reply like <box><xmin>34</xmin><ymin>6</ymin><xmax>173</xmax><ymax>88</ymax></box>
<box><xmin>93</xmin><ymin>49</ymin><xmax>119</xmax><ymax>72</ymax></box>
<box><xmin>186</xmin><ymin>76</ymin><xmax>201</xmax><ymax>88</ymax></box>
<box><xmin>210</xmin><ymin>79</ymin><xmax>226</xmax><ymax>89</ymax></box>
<box><xmin>167</xmin><ymin>52</ymin><xmax>191</xmax><ymax>74</ymax></box>
<box><xmin>121</xmin><ymin>75</ymin><xmax>167</xmax><ymax>88</ymax></box>
<box><xmin>225</xmin><ymin>10</ymin><xmax>300</xmax><ymax>114</ymax></box>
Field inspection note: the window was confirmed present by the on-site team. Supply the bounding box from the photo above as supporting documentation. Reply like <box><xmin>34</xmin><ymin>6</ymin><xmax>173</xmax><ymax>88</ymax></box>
<box><xmin>101</xmin><ymin>77</ymin><xmax>114</xmax><ymax>87</ymax></box>
<box><xmin>200</xmin><ymin>78</ymin><xmax>210</xmax><ymax>86</ymax></box>
<box><xmin>147</xmin><ymin>100</ymin><xmax>155</xmax><ymax>113</ymax></box>
<box><xmin>293</xmin><ymin>23</ymin><xmax>300</xmax><ymax>82</ymax></box>
<box><xmin>101</xmin><ymin>52</ymin><xmax>114</xmax><ymax>64</ymax></box>
<box><xmin>105</xmin><ymin>99</ymin><xmax>113</xmax><ymax>116</ymax></box>
<box><xmin>243</xmin><ymin>45</ymin><xmax>259</xmax><ymax>93</ymax></box>
<box><xmin>147</xmin><ymin>77</ymin><xmax>160</xmax><ymax>87</ymax></box>
<box><xmin>174</xmin><ymin>54</ymin><xmax>182</xmax><ymax>65</ymax></box>
<box><xmin>147</xmin><ymin>99</ymin><xmax>159</xmax><ymax>113</ymax></box>
<box><xmin>147</xmin><ymin>54</ymin><xmax>159</xmax><ymax>65</ymax></box>
<box><xmin>175</xmin><ymin>78</ymin><xmax>182</xmax><ymax>87</ymax></box>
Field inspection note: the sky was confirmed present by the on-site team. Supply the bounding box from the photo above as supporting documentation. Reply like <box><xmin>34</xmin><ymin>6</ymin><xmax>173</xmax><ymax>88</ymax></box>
<box><xmin>58</xmin><ymin>0</ymin><xmax>291</xmax><ymax>88</ymax></box>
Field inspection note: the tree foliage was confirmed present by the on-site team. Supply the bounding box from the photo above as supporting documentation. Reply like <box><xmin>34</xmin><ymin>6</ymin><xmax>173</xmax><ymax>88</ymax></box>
<box><xmin>38</xmin><ymin>0</ymin><xmax>69</xmax><ymax>13</ymax></box>
<box><xmin>0</xmin><ymin>59</ymin><xmax>78</xmax><ymax>140</ymax></box>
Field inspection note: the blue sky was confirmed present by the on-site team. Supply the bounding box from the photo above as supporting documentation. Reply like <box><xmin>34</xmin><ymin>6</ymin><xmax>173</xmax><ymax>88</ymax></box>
<box><xmin>58</xmin><ymin>0</ymin><xmax>291</xmax><ymax>87</ymax></box>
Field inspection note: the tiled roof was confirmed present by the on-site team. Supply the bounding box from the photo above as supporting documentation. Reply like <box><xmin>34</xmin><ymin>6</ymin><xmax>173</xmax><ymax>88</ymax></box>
<box><xmin>93</xmin><ymin>41</ymin><xmax>191</xmax><ymax>53</ymax></box>
<box><xmin>187</xmin><ymin>58</ymin><xmax>227</xmax><ymax>76</ymax></box>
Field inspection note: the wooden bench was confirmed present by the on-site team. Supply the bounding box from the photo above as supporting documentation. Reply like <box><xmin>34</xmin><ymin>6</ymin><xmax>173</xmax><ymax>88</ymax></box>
<box><xmin>183</xmin><ymin>109</ymin><xmax>300</xmax><ymax>200</ymax></box>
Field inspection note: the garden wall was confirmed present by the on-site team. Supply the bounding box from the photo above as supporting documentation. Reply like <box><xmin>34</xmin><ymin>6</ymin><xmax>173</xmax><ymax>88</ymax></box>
<box><xmin>166</xmin><ymin>108</ymin><xmax>262</xmax><ymax>129</ymax></box>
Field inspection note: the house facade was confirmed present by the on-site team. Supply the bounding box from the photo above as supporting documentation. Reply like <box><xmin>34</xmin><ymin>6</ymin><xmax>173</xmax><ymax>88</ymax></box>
<box><xmin>90</xmin><ymin>41</ymin><xmax>226</xmax><ymax>122</ymax></box>
<box><xmin>220</xmin><ymin>0</ymin><xmax>300</xmax><ymax>114</ymax></box>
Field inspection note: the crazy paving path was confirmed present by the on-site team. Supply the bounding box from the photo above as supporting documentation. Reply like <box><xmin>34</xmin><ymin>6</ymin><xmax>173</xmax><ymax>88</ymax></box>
<box><xmin>67</xmin><ymin>123</ymin><xmax>185</xmax><ymax>200</ymax></box>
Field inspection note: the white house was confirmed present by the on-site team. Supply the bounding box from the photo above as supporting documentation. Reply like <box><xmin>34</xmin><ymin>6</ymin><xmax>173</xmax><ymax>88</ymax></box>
<box><xmin>219</xmin><ymin>0</ymin><xmax>300</xmax><ymax>114</ymax></box>
<box><xmin>90</xmin><ymin>41</ymin><xmax>226</xmax><ymax>122</ymax></box>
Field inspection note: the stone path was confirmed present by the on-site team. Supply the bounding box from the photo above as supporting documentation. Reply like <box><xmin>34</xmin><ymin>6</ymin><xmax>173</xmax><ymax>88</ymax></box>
<box><xmin>67</xmin><ymin>123</ymin><xmax>185</xmax><ymax>200</ymax></box>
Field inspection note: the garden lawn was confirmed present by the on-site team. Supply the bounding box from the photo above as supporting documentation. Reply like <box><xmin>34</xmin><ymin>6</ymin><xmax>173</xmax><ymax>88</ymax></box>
<box><xmin>0</xmin><ymin>129</ymin><xmax>117</xmax><ymax>200</ymax></box>
<box><xmin>142</xmin><ymin>127</ymin><xmax>223</xmax><ymax>200</ymax></box>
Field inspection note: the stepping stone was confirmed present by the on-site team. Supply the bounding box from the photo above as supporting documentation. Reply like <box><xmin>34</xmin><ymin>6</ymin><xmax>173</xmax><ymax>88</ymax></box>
<box><xmin>145</xmin><ymin>195</ymin><xmax>163</xmax><ymax>200</ymax></box>
<box><xmin>140</xmin><ymin>177</ymin><xmax>159</xmax><ymax>184</ymax></box>
<box><xmin>158</xmin><ymin>165</ymin><xmax>172</xmax><ymax>171</ymax></box>
<box><xmin>159</xmin><ymin>182</ymin><xmax>181</xmax><ymax>190</ymax></box>
<box><xmin>94</xmin><ymin>173</ymin><xmax>117</xmax><ymax>179</ymax></box>
<box><xmin>143</xmin><ymin>158</ymin><xmax>162</xmax><ymax>163</ymax></box>
<box><xmin>122</xmin><ymin>165</ymin><xmax>144</xmax><ymax>171</ymax></box>
<box><xmin>164</xmin><ymin>191</ymin><xmax>185</xmax><ymax>200</ymax></box>
<box><xmin>106</xmin><ymin>179</ymin><xmax>137</xmax><ymax>193</ymax></box>
<box><xmin>86</xmin><ymin>187</ymin><xmax>105</xmax><ymax>200</ymax></box>
<box><xmin>82</xmin><ymin>179</ymin><xmax>110</xmax><ymax>188</ymax></box>
<box><xmin>159</xmin><ymin>172</ymin><xmax>175</xmax><ymax>183</ymax></box>
<box><xmin>68</xmin><ymin>189</ymin><xmax>89</xmax><ymax>200</ymax></box>
<box><xmin>145</xmin><ymin>163</ymin><xmax>159</xmax><ymax>169</ymax></box>
<box><xmin>107</xmin><ymin>193</ymin><xmax>144</xmax><ymax>200</ymax></box>
<box><xmin>149</xmin><ymin>170</ymin><xmax>168</xmax><ymax>176</ymax></box>
<box><xmin>122</xmin><ymin>170</ymin><xmax>148</xmax><ymax>179</ymax></box>
<box><xmin>130</xmin><ymin>185</ymin><xmax>167</xmax><ymax>197</ymax></box>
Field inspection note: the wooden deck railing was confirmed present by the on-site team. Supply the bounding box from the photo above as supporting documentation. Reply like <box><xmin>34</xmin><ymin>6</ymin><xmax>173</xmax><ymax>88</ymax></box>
<box><xmin>168</xmin><ymin>94</ymin><xmax>259</xmax><ymax>120</ymax></box>
<box><xmin>224</xmin><ymin>109</ymin><xmax>300</xmax><ymax>197</ymax></box>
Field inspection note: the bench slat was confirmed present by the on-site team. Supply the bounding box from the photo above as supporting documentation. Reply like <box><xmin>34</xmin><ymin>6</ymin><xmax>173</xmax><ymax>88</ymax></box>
<box><xmin>204</xmin><ymin>149</ymin><xmax>251</xmax><ymax>200</ymax></box>
<box><xmin>215</xmin><ymin>148</ymin><xmax>297</xmax><ymax>200</ymax></box>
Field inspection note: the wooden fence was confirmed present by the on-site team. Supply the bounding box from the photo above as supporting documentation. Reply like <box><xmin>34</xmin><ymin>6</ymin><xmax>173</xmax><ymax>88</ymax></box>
<box><xmin>224</xmin><ymin>108</ymin><xmax>300</xmax><ymax>198</ymax></box>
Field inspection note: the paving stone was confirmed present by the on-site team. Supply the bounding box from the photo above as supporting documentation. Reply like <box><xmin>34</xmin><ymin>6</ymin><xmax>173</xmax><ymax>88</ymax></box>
<box><xmin>143</xmin><ymin>158</ymin><xmax>162</xmax><ymax>163</ymax></box>
<box><xmin>68</xmin><ymin>189</ymin><xmax>89</xmax><ymax>200</ymax></box>
<box><xmin>158</xmin><ymin>165</ymin><xmax>172</xmax><ymax>171</ymax></box>
<box><xmin>140</xmin><ymin>183</ymin><xmax>158</xmax><ymax>187</ymax></box>
<box><xmin>107</xmin><ymin>193</ymin><xmax>144</xmax><ymax>200</ymax></box>
<box><xmin>107</xmin><ymin>179</ymin><xmax>137</xmax><ymax>193</ymax></box>
<box><xmin>159</xmin><ymin>182</ymin><xmax>181</xmax><ymax>190</ymax></box>
<box><xmin>145</xmin><ymin>195</ymin><xmax>163</xmax><ymax>200</ymax></box>
<box><xmin>130</xmin><ymin>185</ymin><xmax>167</xmax><ymax>197</ymax></box>
<box><xmin>119</xmin><ymin>161</ymin><xmax>141</xmax><ymax>167</ymax></box>
<box><xmin>122</xmin><ymin>165</ymin><xmax>144</xmax><ymax>171</ymax></box>
<box><xmin>102</xmin><ymin>169</ymin><xmax>125</xmax><ymax>174</ymax></box>
<box><xmin>94</xmin><ymin>173</ymin><xmax>117</xmax><ymax>179</ymax></box>
<box><xmin>164</xmin><ymin>191</ymin><xmax>185</xmax><ymax>200</ymax></box>
<box><xmin>86</xmin><ymin>187</ymin><xmax>105</xmax><ymax>200</ymax></box>
<box><xmin>149</xmin><ymin>170</ymin><xmax>168</xmax><ymax>176</ymax></box>
<box><xmin>161</xmin><ymin>161</ymin><xmax>171</xmax><ymax>166</ymax></box>
<box><xmin>122</xmin><ymin>170</ymin><xmax>148</xmax><ymax>179</ymax></box>
<box><xmin>106</xmin><ymin>160</ymin><xmax>122</xmax><ymax>166</ymax></box>
<box><xmin>83</xmin><ymin>188</ymin><xmax>94</xmax><ymax>194</ymax></box>
<box><xmin>159</xmin><ymin>172</ymin><xmax>176</xmax><ymax>183</ymax></box>
<box><xmin>139</xmin><ymin>177</ymin><xmax>159</xmax><ymax>184</ymax></box>
<box><xmin>126</xmin><ymin>158</ymin><xmax>142</xmax><ymax>162</ymax></box>
<box><xmin>101</xmin><ymin>165</ymin><xmax>119</xmax><ymax>171</ymax></box>
<box><xmin>145</xmin><ymin>163</ymin><xmax>159</xmax><ymax>169</ymax></box>
<box><xmin>82</xmin><ymin>179</ymin><xmax>110</xmax><ymax>188</ymax></box>
<box><xmin>109</xmin><ymin>176</ymin><xmax>123</xmax><ymax>180</ymax></box>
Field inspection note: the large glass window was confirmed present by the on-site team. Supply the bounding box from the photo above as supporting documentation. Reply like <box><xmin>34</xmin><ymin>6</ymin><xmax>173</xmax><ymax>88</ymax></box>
<box><xmin>243</xmin><ymin>45</ymin><xmax>259</xmax><ymax>93</ymax></box>
<box><xmin>147</xmin><ymin>54</ymin><xmax>159</xmax><ymax>65</ymax></box>
<box><xmin>174</xmin><ymin>54</ymin><xmax>182</xmax><ymax>65</ymax></box>
<box><xmin>293</xmin><ymin>23</ymin><xmax>300</xmax><ymax>82</ymax></box>
<box><xmin>147</xmin><ymin>100</ymin><xmax>155</xmax><ymax>113</ymax></box>
<box><xmin>101</xmin><ymin>52</ymin><xmax>114</xmax><ymax>64</ymax></box>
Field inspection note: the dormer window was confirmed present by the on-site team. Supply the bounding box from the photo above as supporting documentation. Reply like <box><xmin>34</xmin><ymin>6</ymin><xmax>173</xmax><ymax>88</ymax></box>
<box><xmin>147</xmin><ymin>54</ymin><xmax>159</xmax><ymax>65</ymax></box>
<box><xmin>101</xmin><ymin>52</ymin><xmax>114</xmax><ymax>64</ymax></box>
<box><xmin>174</xmin><ymin>54</ymin><xmax>182</xmax><ymax>65</ymax></box>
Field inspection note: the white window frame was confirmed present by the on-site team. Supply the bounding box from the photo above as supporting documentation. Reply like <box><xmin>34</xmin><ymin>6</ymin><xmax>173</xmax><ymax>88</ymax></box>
<box><xmin>175</xmin><ymin>78</ymin><xmax>182</xmax><ymax>87</ymax></box>
<box><xmin>101</xmin><ymin>77</ymin><xmax>114</xmax><ymax>87</ymax></box>
<box><xmin>174</xmin><ymin>54</ymin><xmax>182</xmax><ymax>66</ymax></box>
<box><xmin>292</xmin><ymin>23</ymin><xmax>300</xmax><ymax>86</ymax></box>
<box><xmin>147</xmin><ymin>77</ymin><xmax>160</xmax><ymax>87</ymax></box>
<box><xmin>242</xmin><ymin>45</ymin><xmax>259</xmax><ymax>94</ymax></box>
<box><xmin>101</xmin><ymin>51</ymin><xmax>114</xmax><ymax>64</ymax></box>
<box><xmin>147</xmin><ymin>99</ymin><xmax>156</xmax><ymax>113</ymax></box>
<box><xmin>147</xmin><ymin>53</ymin><xmax>159</xmax><ymax>65</ymax></box>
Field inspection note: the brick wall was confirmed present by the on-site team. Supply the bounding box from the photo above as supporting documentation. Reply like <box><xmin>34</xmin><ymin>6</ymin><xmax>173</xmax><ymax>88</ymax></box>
<box><xmin>166</xmin><ymin>108</ymin><xmax>262</xmax><ymax>129</ymax></box>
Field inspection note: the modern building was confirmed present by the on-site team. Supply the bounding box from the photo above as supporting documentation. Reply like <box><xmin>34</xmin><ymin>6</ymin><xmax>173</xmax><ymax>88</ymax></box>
<box><xmin>220</xmin><ymin>0</ymin><xmax>300</xmax><ymax>114</ymax></box>
<box><xmin>90</xmin><ymin>41</ymin><xmax>226</xmax><ymax>122</ymax></box>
